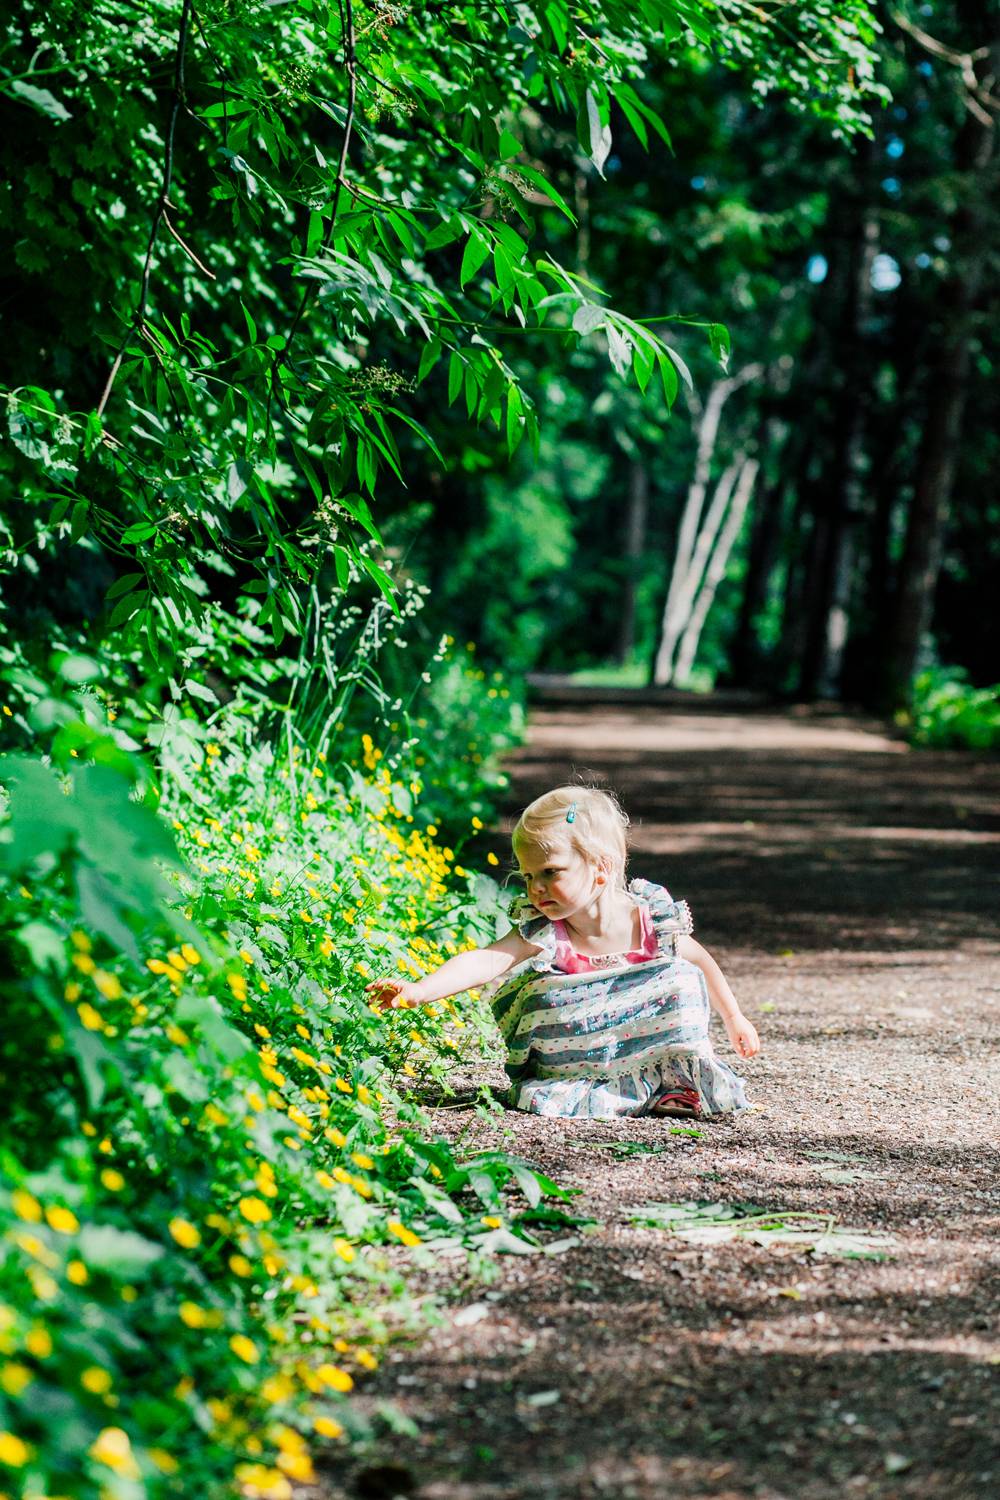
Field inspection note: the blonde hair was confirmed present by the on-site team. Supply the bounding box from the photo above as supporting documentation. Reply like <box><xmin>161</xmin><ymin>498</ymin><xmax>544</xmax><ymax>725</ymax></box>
<box><xmin>512</xmin><ymin>785</ymin><xmax>630</xmax><ymax>890</ymax></box>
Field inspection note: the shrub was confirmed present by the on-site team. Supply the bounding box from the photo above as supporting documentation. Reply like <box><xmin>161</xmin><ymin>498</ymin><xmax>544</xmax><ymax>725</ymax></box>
<box><xmin>0</xmin><ymin>642</ymin><xmax>550</xmax><ymax>1499</ymax></box>
<box><xmin>906</xmin><ymin>667</ymin><xmax>1000</xmax><ymax>751</ymax></box>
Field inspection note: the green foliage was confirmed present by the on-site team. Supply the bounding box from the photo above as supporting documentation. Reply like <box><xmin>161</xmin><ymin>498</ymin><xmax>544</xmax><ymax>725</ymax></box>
<box><xmin>0</xmin><ymin>0</ymin><xmax>882</xmax><ymax>666</ymax></box>
<box><xmin>0</xmin><ymin>678</ymin><xmax>556</xmax><ymax>1496</ymax></box>
<box><xmin>906</xmin><ymin>668</ymin><xmax>1000</xmax><ymax>751</ymax></box>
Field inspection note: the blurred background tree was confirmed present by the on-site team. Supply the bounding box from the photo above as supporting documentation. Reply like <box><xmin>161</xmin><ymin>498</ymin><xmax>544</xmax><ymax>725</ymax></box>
<box><xmin>386</xmin><ymin>1</ymin><xmax>1000</xmax><ymax>707</ymax></box>
<box><xmin>6</xmin><ymin>0</ymin><xmax>998</xmax><ymax>733</ymax></box>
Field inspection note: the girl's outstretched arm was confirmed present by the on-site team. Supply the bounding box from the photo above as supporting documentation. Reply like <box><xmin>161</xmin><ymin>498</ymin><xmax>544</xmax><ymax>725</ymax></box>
<box><xmin>678</xmin><ymin>935</ymin><xmax>760</xmax><ymax>1059</ymax></box>
<box><xmin>365</xmin><ymin>928</ymin><xmax>538</xmax><ymax>1010</ymax></box>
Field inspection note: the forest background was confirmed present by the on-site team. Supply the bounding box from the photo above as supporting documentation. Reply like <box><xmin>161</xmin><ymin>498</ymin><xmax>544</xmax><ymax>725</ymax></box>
<box><xmin>0</xmin><ymin>0</ymin><xmax>996</xmax><ymax>1497</ymax></box>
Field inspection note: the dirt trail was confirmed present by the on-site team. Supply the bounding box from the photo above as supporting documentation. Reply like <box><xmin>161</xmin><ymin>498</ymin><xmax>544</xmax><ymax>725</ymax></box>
<box><xmin>318</xmin><ymin>695</ymin><xmax>1000</xmax><ymax>1500</ymax></box>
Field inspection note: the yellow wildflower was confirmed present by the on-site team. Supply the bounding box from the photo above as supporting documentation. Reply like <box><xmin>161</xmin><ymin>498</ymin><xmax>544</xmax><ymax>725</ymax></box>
<box><xmin>168</xmin><ymin>1218</ymin><xmax>201</xmax><ymax>1249</ymax></box>
<box><xmin>313</xmin><ymin>1415</ymin><xmax>344</xmax><ymax>1438</ymax></box>
<box><xmin>387</xmin><ymin>1222</ymin><xmax>421</xmax><ymax>1247</ymax></box>
<box><xmin>238</xmin><ymin>1197</ymin><xmax>271</xmax><ymax>1225</ymax></box>
<box><xmin>316</xmin><ymin>1363</ymin><xmax>353</xmax><ymax>1392</ymax></box>
<box><xmin>150</xmin><ymin>1448</ymin><xmax>180</xmax><ymax>1473</ymax></box>
<box><xmin>0</xmin><ymin>1431</ymin><xmax>30</xmax><ymax>1466</ymax></box>
<box><xmin>90</xmin><ymin>1427</ymin><xmax>140</xmax><ymax>1479</ymax></box>
<box><xmin>25</xmin><ymin>1327</ymin><xmax>52</xmax><ymax>1358</ymax></box>
<box><xmin>0</xmin><ymin>1364</ymin><xmax>32</xmax><ymax>1396</ymax></box>
<box><xmin>45</xmin><ymin>1205</ymin><xmax>79</xmax><ymax>1235</ymax></box>
<box><xmin>11</xmin><ymin>1190</ymin><xmax>42</xmax><ymax>1223</ymax></box>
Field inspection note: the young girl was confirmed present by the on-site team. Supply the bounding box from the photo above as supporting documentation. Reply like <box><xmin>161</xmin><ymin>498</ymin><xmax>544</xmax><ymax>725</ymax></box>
<box><xmin>367</xmin><ymin>786</ymin><xmax>758</xmax><ymax>1119</ymax></box>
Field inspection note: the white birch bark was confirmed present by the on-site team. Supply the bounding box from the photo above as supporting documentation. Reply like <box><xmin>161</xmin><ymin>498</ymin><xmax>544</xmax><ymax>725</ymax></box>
<box><xmin>673</xmin><ymin>457</ymin><xmax>760</xmax><ymax>685</ymax></box>
<box><xmin>658</xmin><ymin>458</ymin><xmax>741</xmax><ymax>667</ymax></box>
<box><xmin>652</xmin><ymin>362</ymin><xmax>763</xmax><ymax>685</ymax></box>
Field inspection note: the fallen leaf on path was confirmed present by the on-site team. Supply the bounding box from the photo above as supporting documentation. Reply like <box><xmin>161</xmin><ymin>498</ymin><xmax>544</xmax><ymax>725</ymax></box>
<box><xmin>467</xmin><ymin>1226</ymin><xmax>537</xmax><ymax>1256</ymax></box>
<box><xmin>521</xmin><ymin>1389</ymin><xmax>560</xmax><ymax>1406</ymax></box>
<box><xmin>885</xmin><ymin>1454</ymin><xmax>913</xmax><ymax>1474</ymax></box>
<box><xmin>628</xmin><ymin>1201</ymin><xmax>898</xmax><ymax>1258</ymax></box>
<box><xmin>539</xmin><ymin>1236</ymin><xmax>580</xmax><ymax>1255</ymax></box>
<box><xmin>453</xmin><ymin>1302</ymin><xmax>490</xmax><ymax>1326</ymax></box>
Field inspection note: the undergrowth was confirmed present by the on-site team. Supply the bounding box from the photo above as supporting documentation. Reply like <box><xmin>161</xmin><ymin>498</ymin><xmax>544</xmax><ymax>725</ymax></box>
<box><xmin>0</xmin><ymin>605</ymin><xmax>545</xmax><ymax>1500</ymax></box>
<box><xmin>905</xmin><ymin>667</ymin><xmax>1000</xmax><ymax>751</ymax></box>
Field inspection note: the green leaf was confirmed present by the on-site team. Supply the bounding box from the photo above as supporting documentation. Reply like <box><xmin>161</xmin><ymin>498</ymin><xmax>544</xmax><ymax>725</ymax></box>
<box><xmin>199</xmin><ymin>98</ymin><xmax>258</xmax><ymax>119</ymax></box>
<box><xmin>662</xmin><ymin>340</ymin><xmax>694</xmax><ymax>391</ymax></box>
<box><xmin>616</xmin><ymin>92</ymin><xmax>648</xmax><ymax>150</ymax></box>
<box><xmin>417</xmin><ymin>338</ymin><xmax>443</xmax><ymax>384</ymax></box>
<box><xmin>498</xmin><ymin>128</ymin><xmax>521</xmax><ymax>159</ymax></box>
<box><xmin>106</xmin><ymin>572</ymin><xmax>145</xmax><ymax>601</ymax></box>
<box><xmin>658</xmin><ymin>350</ymin><xmax>679</xmax><ymax>408</ymax></box>
<box><xmin>110</xmin><ymin>591</ymin><xmax>148</xmax><ymax>628</ymax></box>
<box><xmin>424</xmin><ymin>217</ymin><xmax>463</xmax><ymax>252</ymax></box>
<box><xmin>241</xmin><ymin>301</ymin><xmax>257</xmax><ymax>345</ymax></box>
<box><xmin>448</xmin><ymin>352</ymin><xmax>464</xmax><ymax>406</ymax></box>
<box><xmin>388</xmin><ymin>409</ymin><xmax>445</xmax><ymax>462</ymax></box>
<box><xmin>387</xmin><ymin>211</ymin><xmax>415</xmax><ymax>255</ymax></box>
<box><xmin>70</xmin><ymin>501</ymin><xmax>89</xmax><ymax>544</ymax></box>
<box><xmin>338</xmin><ymin>492</ymin><xmax>382</xmax><ymax>543</ymax></box>
<box><xmin>120</xmin><ymin>521</ymin><xmax>158</xmax><ymax>544</ymax></box>
<box><xmin>515</xmin><ymin>165</ymin><xmax>576</xmax><ymax>223</ymax></box>
<box><xmin>292</xmin><ymin>443</ymin><xmax>323</xmax><ymax>502</ymax></box>
<box><xmin>8</xmin><ymin>79</ymin><xmax>72</xmax><ymax>122</ymax></box>
<box><xmin>306</xmin><ymin>210</ymin><xmax>324</xmax><ymax>254</ymax></box>
<box><xmin>494</xmin><ymin>243</ymin><xmax>517</xmax><ymax>294</ymax></box>
<box><xmin>709</xmin><ymin>322</ymin><xmax>731</xmax><ymax>371</ymax></box>
<box><xmin>17</xmin><ymin>922</ymin><xmax>66</xmax><ymax>972</ymax></box>
<box><xmin>634</xmin><ymin>337</ymin><xmax>655</xmax><ymax>393</ymax></box>
<box><xmin>76</xmin><ymin>1225</ymin><xmax>166</xmax><ymax>1277</ymax></box>
<box><xmin>460</xmin><ymin>231</ymin><xmax>491</xmax><ymax>287</ymax></box>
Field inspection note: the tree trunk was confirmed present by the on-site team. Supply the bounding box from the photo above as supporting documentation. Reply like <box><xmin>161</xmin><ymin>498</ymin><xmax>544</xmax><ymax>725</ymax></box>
<box><xmin>730</xmin><ymin>417</ymin><xmax>789</xmax><ymax>686</ymax></box>
<box><xmin>652</xmin><ymin>363</ymin><xmax>762</xmax><ymax>684</ymax></box>
<box><xmin>798</xmin><ymin>201</ymin><xmax>879</xmax><ymax>699</ymax></box>
<box><xmin>878</xmin><ymin>32</ymin><xmax>999</xmax><ymax>706</ymax></box>
<box><xmin>615</xmin><ymin>458</ymin><xmax>648</xmax><ymax>665</ymax></box>
<box><xmin>674</xmin><ymin>458</ymin><xmax>759</xmax><ymax>684</ymax></box>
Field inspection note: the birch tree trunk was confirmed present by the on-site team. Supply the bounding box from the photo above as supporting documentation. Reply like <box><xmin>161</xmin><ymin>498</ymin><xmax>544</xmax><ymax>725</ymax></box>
<box><xmin>653</xmin><ymin>363</ymin><xmax>762</xmax><ymax>684</ymax></box>
<box><xmin>674</xmin><ymin>459</ymin><xmax>760</xmax><ymax>685</ymax></box>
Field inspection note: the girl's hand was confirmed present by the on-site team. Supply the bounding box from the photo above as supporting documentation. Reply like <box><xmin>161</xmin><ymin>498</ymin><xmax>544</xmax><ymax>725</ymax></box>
<box><xmin>724</xmin><ymin>1012</ymin><xmax>760</xmax><ymax>1059</ymax></box>
<box><xmin>365</xmin><ymin>976</ymin><xmax>426</xmax><ymax>1011</ymax></box>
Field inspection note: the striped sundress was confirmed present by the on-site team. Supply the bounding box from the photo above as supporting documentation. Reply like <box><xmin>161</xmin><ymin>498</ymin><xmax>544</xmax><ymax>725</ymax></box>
<box><xmin>490</xmin><ymin>878</ymin><xmax>748</xmax><ymax>1118</ymax></box>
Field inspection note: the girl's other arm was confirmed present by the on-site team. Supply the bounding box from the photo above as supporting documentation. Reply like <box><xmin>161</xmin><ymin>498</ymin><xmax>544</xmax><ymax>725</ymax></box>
<box><xmin>365</xmin><ymin>928</ymin><xmax>537</xmax><ymax>1009</ymax></box>
<box><xmin>678</xmin><ymin>935</ymin><xmax>760</xmax><ymax>1059</ymax></box>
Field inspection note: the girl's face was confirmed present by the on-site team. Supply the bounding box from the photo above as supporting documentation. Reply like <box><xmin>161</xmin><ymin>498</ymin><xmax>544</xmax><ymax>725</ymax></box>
<box><xmin>515</xmin><ymin>835</ymin><xmax>605</xmax><ymax>920</ymax></box>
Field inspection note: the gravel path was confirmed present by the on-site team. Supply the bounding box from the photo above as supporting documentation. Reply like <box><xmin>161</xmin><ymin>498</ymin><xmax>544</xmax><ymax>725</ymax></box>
<box><xmin>313</xmin><ymin>697</ymin><xmax>1000</xmax><ymax>1500</ymax></box>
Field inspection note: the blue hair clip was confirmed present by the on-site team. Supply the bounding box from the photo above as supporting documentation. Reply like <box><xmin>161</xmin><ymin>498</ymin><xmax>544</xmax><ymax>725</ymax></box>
<box><xmin>566</xmin><ymin>801</ymin><xmax>577</xmax><ymax>823</ymax></box>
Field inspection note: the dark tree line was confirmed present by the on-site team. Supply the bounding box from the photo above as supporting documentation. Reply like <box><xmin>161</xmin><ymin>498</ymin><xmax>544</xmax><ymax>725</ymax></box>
<box><xmin>392</xmin><ymin>2</ymin><xmax>1000</xmax><ymax>705</ymax></box>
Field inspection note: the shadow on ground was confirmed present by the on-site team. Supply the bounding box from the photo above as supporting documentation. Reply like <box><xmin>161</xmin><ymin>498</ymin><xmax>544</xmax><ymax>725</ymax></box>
<box><xmin>308</xmin><ymin>696</ymin><xmax>1000</xmax><ymax>1500</ymax></box>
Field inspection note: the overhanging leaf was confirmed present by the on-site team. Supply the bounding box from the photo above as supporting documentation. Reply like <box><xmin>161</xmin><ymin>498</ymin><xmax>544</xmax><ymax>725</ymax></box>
<box><xmin>8</xmin><ymin>79</ymin><xmax>72</xmax><ymax>121</ymax></box>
